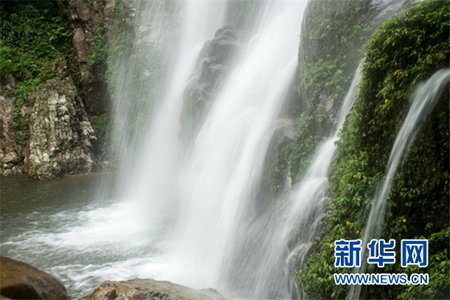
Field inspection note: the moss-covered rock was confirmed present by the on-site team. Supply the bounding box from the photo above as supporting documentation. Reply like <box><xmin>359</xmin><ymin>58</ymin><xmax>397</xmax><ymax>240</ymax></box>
<box><xmin>0</xmin><ymin>1</ymin><xmax>98</xmax><ymax>178</ymax></box>
<box><xmin>269</xmin><ymin>0</ymin><xmax>374</xmax><ymax>199</ymax></box>
<box><xmin>300</xmin><ymin>1</ymin><xmax>449</xmax><ymax>298</ymax></box>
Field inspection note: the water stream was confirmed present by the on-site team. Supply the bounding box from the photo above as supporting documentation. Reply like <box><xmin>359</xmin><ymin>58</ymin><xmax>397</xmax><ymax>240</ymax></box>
<box><xmin>166</xmin><ymin>1</ymin><xmax>308</xmax><ymax>291</ymax></box>
<box><xmin>348</xmin><ymin>69</ymin><xmax>450</xmax><ymax>300</ymax></box>
<box><xmin>0</xmin><ymin>1</ymin><xmax>308</xmax><ymax>298</ymax></box>
<box><xmin>2</xmin><ymin>1</ymin><xmax>438</xmax><ymax>299</ymax></box>
<box><xmin>240</xmin><ymin>63</ymin><xmax>363</xmax><ymax>299</ymax></box>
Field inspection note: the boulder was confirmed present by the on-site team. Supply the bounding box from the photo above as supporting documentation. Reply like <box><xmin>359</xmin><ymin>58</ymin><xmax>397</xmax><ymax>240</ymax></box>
<box><xmin>0</xmin><ymin>257</ymin><xmax>70</xmax><ymax>300</ymax></box>
<box><xmin>80</xmin><ymin>278</ymin><xmax>225</xmax><ymax>300</ymax></box>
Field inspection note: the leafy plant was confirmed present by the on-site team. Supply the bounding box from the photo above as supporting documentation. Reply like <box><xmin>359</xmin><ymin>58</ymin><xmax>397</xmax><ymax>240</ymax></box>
<box><xmin>300</xmin><ymin>1</ymin><xmax>450</xmax><ymax>298</ymax></box>
<box><xmin>0</xmin><ymin>1</ymin><xmax>76</xmax><ymax>148</ymax></box>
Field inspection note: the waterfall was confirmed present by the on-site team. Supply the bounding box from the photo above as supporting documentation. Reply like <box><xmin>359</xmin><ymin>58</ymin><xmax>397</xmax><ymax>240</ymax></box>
<box><xmin>73</xmin><ymin>0</ymin><xmax>308</xmax><ymax>296</ymax></box>
<box><xmin>106</xmin><ymin>0</ymin><xmax>229</xmax><ymax>239</ymax></box>
<box><xmin>222</xmin><ymin>63</ymin><xmax>362</xmax><ymax>299</ymax></box>
<box><xmin>348</xmin><ymin>69</ymin><xmax>450</xmax><ymax>300</ymax></box>
<box><xmin>274</xmin><ymin>63</ymin><xmax>362</xmax><ymax>299</ymax></box>
<box><xmin>3</xmin><ymin>1</ymin><xmax>447</xmax><ymax>299</ymax></box>
<box><xmin>162</xmin><ymin>0</ymin><xmax>308</xmax><ymax>292</ymax></box>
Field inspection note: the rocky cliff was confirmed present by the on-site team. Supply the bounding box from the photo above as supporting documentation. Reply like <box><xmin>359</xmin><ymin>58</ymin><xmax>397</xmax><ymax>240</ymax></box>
<box><xmin>0</xmin><ymin>0</ymin><xmax>133</xmax><ymax>179</ymax></box>
<box><xmin>56</xmin><ymin>0</ymin><xmax>117</xmax><ymax>115</ymax></box>
<box><xmin>293</xmin><ymin>1</ymin><xmax>449</xmax><ymax>299</ymax></box>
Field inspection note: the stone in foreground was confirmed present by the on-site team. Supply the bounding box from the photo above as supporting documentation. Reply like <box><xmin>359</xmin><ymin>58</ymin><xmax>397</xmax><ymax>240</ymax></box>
<box><xmin>0</xmin><ymin>256</ymin><xmax>70</xmax><ymax>300</ymax></box>
<box><xmin>80</xmin><ymin>278</ymin><xmax>225</xmax><ymax>300</ymax></box>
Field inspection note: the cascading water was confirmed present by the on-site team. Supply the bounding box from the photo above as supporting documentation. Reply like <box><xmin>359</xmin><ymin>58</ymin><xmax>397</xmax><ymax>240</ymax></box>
<box><xmin>3</xmin><ymin>0</ymin><xmax>441</xmax><ymax>299</ymax></box>
<box><xmin>0</xmin><ymin>1</ymin><xmax>229</xmax><ymax>297</ymax></box>
<box><xmin>109</xmin><ymin>0</ymin><xmax>229</xmax><ymax>230</ymax></box>
<box><xmin>348</xmin><ymin>69</ymin><xmax>450</xmax><ymax>300</ymax></box>
<box><xmin>227</xmin><ymin>63</ymin><xmax>363</xmax><ymax>299</ymax></box>
<box><xmin>0</xmin><ymin>1</ymin><xmax>310</xmax><ymax>298</ymax></box>
<box><xmin>158</xmin><ymin>0</ymin><xmax>308</xmax><ymax>292</ymax></box>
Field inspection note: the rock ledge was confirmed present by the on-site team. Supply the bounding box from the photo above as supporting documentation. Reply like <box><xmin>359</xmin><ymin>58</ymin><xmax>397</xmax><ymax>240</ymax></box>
<box><xmin>80</xmin><ymin>278</ymin><xmax>225</xmax><ymax>300</ymax></box>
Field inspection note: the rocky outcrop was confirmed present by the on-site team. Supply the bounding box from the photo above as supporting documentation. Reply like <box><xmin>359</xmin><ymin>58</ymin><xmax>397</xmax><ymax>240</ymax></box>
<box><xmin>0</xmin><ymin>75</ymin><xmax>96</xmax><ymax>179</ymax></box>
<box><xmin>80</xmin><ymin>278</ymin><xmax>225</xmax><ymax>300</ymax></box>
<box><xmin>0</xmin><ymin>0</ymin><xmax>138</xmax><ymax>178</ymax></box>
<box><xmin>0</xmin><ymin>76</ymin><xmax>22</xmax><ymax>177</ymax></box>
<box><xmin>24</xmin><ymin>78</ymin><xmax>96</xmax><ymax>180</ymax></box>
<box><xmin>0</xmin><ymin>256</ymin><xmax>70</xmax><ymax>300</ymax></box>
<box><xmin>180</xmin><ymin>25</ymin><xmax>240</xmax><ymax>145</ymax></box>
<box><xmin>56</xmin><ymin>0</ymin><xmax>118</xmax><ymax>115</ymax></box>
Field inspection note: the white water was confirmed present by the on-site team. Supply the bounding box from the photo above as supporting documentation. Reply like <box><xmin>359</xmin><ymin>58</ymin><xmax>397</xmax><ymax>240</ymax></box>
<box><xmin>0</xmin><ymin>1</ymin><xmax>311</xmax><ymax>298</ymax></box>
<box><xmin>348</xmin><ymin>69</ymin><xmax>450</xmax><ymax>300</ymax></box>
<box><xmin>168</xmin><ymin>2</ymin><xmax>308</xmax><ymax>291</ymax></box>
<box><xmin>255</xmin><ymin>63</ymin><xmax>363</xmax><ymax>299</ymax></box>
<box><xmin>219</xmin><ymin>63</ymin><xmax>362</xmax><ymax>299</ymax></box>
<box><xmin>110</xmin><ymin>0</ymin><xmax>228</xmax><ymax>230</ymax></box>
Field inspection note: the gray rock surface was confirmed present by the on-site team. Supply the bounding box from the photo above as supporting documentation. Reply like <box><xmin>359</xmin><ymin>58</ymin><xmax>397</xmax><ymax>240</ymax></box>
<box><xmin>0</xmin><ymin>76</ymin><xmax>24</xmax><ymax>176</ymax></box>
<box><xmin>80</xmin><ymin>278</ymin><xmax>225</xmax><ymax>300</ymax></box>
<box><xmin>0</xmin><ymin>74</ymin><xmax>97</xmax><ymax>179</ymax></box>
<box><xmin>180</xmin><ymin>25</ymin><xmax>240</xmax><ymax>145</ymax></box>
<box><xmin>25</xmin><ymin>78</ymin><xmax>96</xmax><ymax>179</ymax></box>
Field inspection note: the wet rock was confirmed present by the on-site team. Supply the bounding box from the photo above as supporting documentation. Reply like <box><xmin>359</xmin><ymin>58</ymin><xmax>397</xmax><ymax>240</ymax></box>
<box><xmin>209</xmin><ymin>25</ymin><xmax>239</xmax><ymax>64</ymax></box>
<box><xmin>56</xmin><ymin>0</ymin><xmax>115</xmax><ymax>114</ymax></box>
<box><xmin>2</xmin><ymin>152</ymin><xmax>20</xmax><ymax>164</ymax></box>
<box><xmin>180</xmin><ymin>25</ymin><xmax>240</xmax><ymax>144</ymax></box>
<box><xmin>2</xmin><ymin>169</ymin><xmax>12</xmax><ymax>177</ymax></box>
<box><xmin>274</xmin><ymin>119</ymin><xmax>298</xmax><ymax>145</ymax></box>
<box><xmin>0</xmin><ymin>75</ymin><xmax>23</xmax><ymax>177</ymax></box>
<box><xmin>0</xmin><ymin>256</ymin><xmax>70</xmax><ymax>300</ymax></box>
<box><xmin>80</xmin><ymin>278</ymin><xmax>225</xmax><ymax>300</ymax></box>
<box><xmin>56</xmin><ymin>0</ymin><xmax>136</xmax><ymax>115</ymax></box>
<box><xmin>25</xmin><ymin>78</ymin><xmax>96</xmax><ymax>179</ymax></box>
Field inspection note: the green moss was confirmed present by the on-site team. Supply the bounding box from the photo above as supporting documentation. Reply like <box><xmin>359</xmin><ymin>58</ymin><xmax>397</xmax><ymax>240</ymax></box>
<box><xmin>89</xmin><ymin>113</ymin><xmax>111</xmax><ymax>151</ymax></box>
<box><xmin>297</xmin><ymin>0</ymin><xmax>372</xmax><ymax>108</ymax></box>
<box><xmin>88</xmin><ymin>25</ymin><xmax>108</xmax><ymax>69</ymax></box>
<box><xmin>105</xmin><ymin>0</ymin><xmax>183</xmax><ymax>147</ymax></box>
<box><xmin>300</xmin><ymin>1</ymin><xmax>450</xmax><ymax>298</ymax></box>
<box><xmin>0</xmin><ymin>1</ymin><xmax>77</xmax><ymax>148</ymax></box>
<box><xmin>270</xmin><ymin>0</ymin><xmax>372</xmax><ymax>198</ymax></box>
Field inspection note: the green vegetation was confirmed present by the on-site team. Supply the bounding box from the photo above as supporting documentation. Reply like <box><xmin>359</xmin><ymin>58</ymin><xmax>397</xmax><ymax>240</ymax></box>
<box><xmin>106</xmin><ymin>0</ymin><xmax>181</xmax><ymax>146</ymax></box>
<box><xmin>0</xmin><ymin>1</ymin><xmax>78</xmax><ymax>148</ymax></box>
<box><xmin>88</xmin><ymin>25</ymin><xmax>108</xmax><ymax>70</ymax></box>
<box><xmin>270</xmin><ymin>0</ymin><xmax>372</xmax><ymax>197</ymax></box>
<box><xmin>300</xmin><ymin>1</ymin><xmax>449</xmax><ymax>298</ymax></box>
<box><xmin>105</xmin><ymin>0</ymin><xmax>135</xmax><ymax>89</ymax></box>
<box><xmin>297</xmin><ymin>0</ymin><xmax>372</xmax><ymax>109</ymax></box>
<box><xmin>89</xmin><ymin>113</ymin><xmax>111</xmax><ymax>151</ymax></box>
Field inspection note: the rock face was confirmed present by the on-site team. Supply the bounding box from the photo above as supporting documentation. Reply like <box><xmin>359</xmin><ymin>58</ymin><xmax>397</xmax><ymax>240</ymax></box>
<box><xmin>25</xmin><ymin>78</ymin><xmax>96</xmax><ymax>180</ymax></box>
<box><xmin>180</xmin><ymin>25</ymin><xmax>240</xmax><ymax>144</ymax></box>
<box><xmin>80</xmin><ymin>279</ymin><xmax>225</xmax><ymax>300</ymax></box>
<box><xmin>0</xmin><ymin>76</ymin><xmax>96</xmax><ymax>179</ymax></box>
<box><xmin>0</xmin><ymin>76</ymin><xmax>22</xmax><ymax>177</ymax></box>
<box><xmin>56</xmin><ymin>0</ymin><xmax>117</xmax><ymax>114</ymax></box>
<box><xmin>0</xmin><ymin>256</ymin><xmax>70</xmax><ymax>300</ymax></box>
